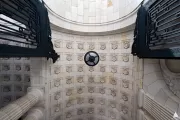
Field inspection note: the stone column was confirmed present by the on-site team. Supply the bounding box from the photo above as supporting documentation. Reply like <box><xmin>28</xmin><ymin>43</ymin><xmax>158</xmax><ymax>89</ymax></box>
<box><xmin>23</xmin><ymin>107</ymin><xmax>44</xmax><ymax>120</ymax></box>
<box><xmin>0</xmin><ymin>88</ymin><xmax>43</xmax><ymax>120</ymax></box>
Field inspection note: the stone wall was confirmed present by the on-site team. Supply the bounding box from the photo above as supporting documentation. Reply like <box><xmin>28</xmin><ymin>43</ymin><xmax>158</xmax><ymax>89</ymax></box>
<box><xmin>143</xmin><ymin>59</ymin><xmax>180</xmax><ymax>116</ymax></box>
<box><xmin>48</xmin><ymin>30</ymin><xmax>139</xmax><ymax>120</ymax></box>
<box><xmin>0</xmin><ymin>57</ymin><xmax>31</xmax><ymax>108</ymax></box>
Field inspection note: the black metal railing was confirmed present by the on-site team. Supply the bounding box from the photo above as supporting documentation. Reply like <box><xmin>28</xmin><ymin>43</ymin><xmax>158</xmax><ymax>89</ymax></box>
<box><xmin>0</xmin><ymin>0</ymin><xmax>59</xmax><ymax>63</ymax></box>
<box><xmin>132</xmin><ymin>0</ymin><xmax>180</xmax><ymax>58</ymax></box>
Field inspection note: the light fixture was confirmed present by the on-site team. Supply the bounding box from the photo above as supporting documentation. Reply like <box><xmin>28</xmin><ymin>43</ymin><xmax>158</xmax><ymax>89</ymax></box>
<box><xmin>84</xmin><ymin>51</ymin><xmax>99</xmax><ymax>66</ymax></box>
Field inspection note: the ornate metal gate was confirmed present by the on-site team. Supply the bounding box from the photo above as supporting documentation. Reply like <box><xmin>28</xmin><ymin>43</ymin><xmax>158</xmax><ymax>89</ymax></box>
<box><xmin>0</xmin><ymin>0</ymin><xmax>59</xmax><ymax>63</ymax></box>
<box><xmin>132</xmin><ymin>0</ymin><xmax>180</xmax><ymax>58</ymax></box>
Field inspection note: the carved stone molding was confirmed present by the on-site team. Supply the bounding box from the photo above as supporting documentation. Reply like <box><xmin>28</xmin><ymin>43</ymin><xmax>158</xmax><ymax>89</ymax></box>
<box><xmin>66</xmin><ymin>76</ymin><xmax>73</xmax><ymax>84</ymax></box>
<box><xmin>2</xmin><ymin>64</ymin><xmax>10</xmax><ymax>71</ymax></box>
<box><xmin>66</xmin><ymin>42</ymin><xmax>73</xmax><ymax>49</ymax></box>
<box><xmin>24</xmin><ymin>57</ymin><xmax>30</xmax><ymax>60</ymax></box>
<box><xmin>54</xmin><ymin>92</ymin><xmax>61</xmax><ymax>100</ymax></box>
<box><xmin>54</xmin><ymin>104</ymin><xmax>61</xmax><ymax>112</ymax></box>
<box><xmin>110</xmin><ymin>77</ymin><xmax>117</xmax><ymax>85</ymax></box>
<box><xmin>111</xmin><ymin>41</ymin><xmax>118</xmax><ymax>50</ymax></box>
<box><xmin>88</xmin><ymin>76</ymin><xmax>94</xmax><ymax>83</ymax></box>
<box><xmin>24</xmin><ymin>75</ymin><xmax>30</xmax><ymax>82</ymax></box>
<box><xmin>122</xmin><ymin>54</ymin><xmax>129</xmax><ymax>62</ymax></box>
<box><xmin>160</xmin><ymin>59</ymin><xmax>180</xmax><ymax>98</ymax></box>
<box><xmin>121</xmin><ymin>92</ymin><xmax>128</xmax><ymax>101</ymax></box>
<box><xmin>77</xmin><ymin>54</ymin><xmax>84</xmax><ymax>61</ymax></box>
<box><xmin>3</xmin><ymin>96</ymin><xmax>12</xmax><ymax>104</ymax></box>
<box><xmin>100</xmin><ymin>66</ymin><xmax>106</xmax><ymax>72</ymax></box>
<box><xmin>111</xmin><ymin>66</ymin><xmax>117</xmax><ymax>73</ymax></box>
<box><xmin>77</xmin><ymin>76</ymin><xmax>84</xmax><ymax>83</ymax></box>
<box><xmin>2</xmin><ymin>57</ymin><xmax>10</xmax><ymax>60</ymax></box>
<box><xmin>109</xmin><ymin>111</ymin><xmax>116</xmax><ymax>119</ymax></box>
<box><xmin>121</xmin><ymin>105</ymin><xmax>128</xmax><ymax>115</ymax></box>
<box><xmin>122</xmin><ymin>68</ymin><xmax>129</xmax><ymax>75</ymax></box>
<box><xmin>29</xmin><ymin>31</ymin><xmax>138</xmax><ymax>119</ymax></box>
<box><xmin>3</xmin><ymin>75</ymin><xmax>10</xmax><ymax>82</ymax></box>
<box><xmin>66</xmin><ymin>54</ymin><xmax>73</xmax><ymax>61</ymax></box>
<box><xmin>100</xmin><ymin>53</ymin><xmax>106</xmax><ymax>61</ymax></box>
<box><xmin>3</xmin><ymin>86</ymin><xmax>11</xmax><ymax>92</ymax></box>
<box><xmin>54</xmin><ymin>78</ymin><xmax>61</xmax><ymax>87</ymax></box>
<box><xmin>78</xmin><ymin>43</ymin><xmax>84</xmax><ymax>50</ymax></box>
<box><xmin>88</xmin><ymin>97</ymin><xmax>94</xmax><ymax>104</ymax></box>
<box><xmin>15</xmin><ymin>57</ymin><xmax>21</xmax><ymax>60</ymax></box>
<box><xmin>15</xmin><ymin>75</ymin><xmax>21</xmax><ymax>82</ymax></box>
<box><xmin>110</xmin><ymin>89</ymin><xmax>117</xmax><ymax>97</ymax></box>
<box><xmin>88</xmin><ymin>86</ymin><xmax>95</xmax><ymax>93</ymax></box>
<box><xmin>54</xmin><ymin>40</ymin><xmax>61</xmax><ymax>48</ymax></box>
<box><xmin>54</xmin><ymin>66</ymin><xmax>61</xmax><ymax>74</ymax></box>
<box><xmin>66</xmin><ymin>88</ymin><xmax>73</xmax><ymax>96</ymax></box>
<box><xmin>15</xmin><ymin>86</ymin><xmax>23</xmax><ymax>92</ymax></box>
<box><xmin>77</xmin><ymin>108</ymin><xmax>84</xmax><ymax>115</ymax></box>
<box><xmin>99</xmin><ymin>87</ymin><xmax>105</xmax><ymax>94</ymax></box>
<box><xmin>111</xmin><ymin>54</ymin><xmax>118</xmax><ymax>62</ymax></box>
<box><xmin>109</xmin><ymin>100</ymin><xmax>116</xmax><ymax>108</ymax></box>
<box><xmin>77</xmin><ymin>65</ymin><xmax>84</xmax><ymax>72</ymax></box>
<box><xmin>15</xmin><ymin>64</ymin><xmax>21</xmax><ymax>71</ymax></box>
<box><xmin>87</xmin><ymin>107</ymin><xmax>94</xmax><ymax>114</ymax></box>
<box><xmin>88</xmin><ymin>42</ymin><xmax>95</xmax><ymax>50</ymax></box>
<box><xmin>66</xmin><ymin>111</ymin><xmax>72</xmax><ymax>118</ymax></box>
<box><xmin>99</xmin><ymin>98</ymin><xmax>105</xmax><ymax>105</ymax></box>
<box><xmin>66</xmin><ymin>66</ymin><xmax>72</xmax><ymax>73</ymax></box>
<box><xmin>100</xmin><ymin>76</ymin><xmax>106</xmax><ymax>83</ymax></box>
<box><xmin>77</xmin><ymin>87</ymin><xmax>84</xmax><ymax>94</ymax></box>
<box><xmin>77</xmin><ymin>97</ymin><xmax>84</xmax><ymax>105</ymax></box>
<box><xmin>122</xmin><ymin>79</ymin><xmax>129</xmax><ymax>88</ymax></box>
<box><xmin>100</xmin><ymin>42</ymin><xmax>106</xmax><ymax>50</ymax></box>
<box><xmin>66</xmin><ymin>99</ymin><xmax>73</xmax><ymax>107</ymax></box>
<box><xmin>89</xmin><ymin>67</ymin><xmax>94</xmax><ymax>72</ymax></box>
<box><xmin>123</xmin><ymin>41</ymin><xmax>130</xmax><ymax>49</ymax></box>
<box><xmin>98</xmin><ymin>108</ymin><xmax>105</xmax><ymax>115</ymax></box>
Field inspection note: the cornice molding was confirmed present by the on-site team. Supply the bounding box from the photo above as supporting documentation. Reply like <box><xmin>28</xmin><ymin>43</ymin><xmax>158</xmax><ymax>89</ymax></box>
<box><xmin>46</xmin><ymin>3</ymin><xmax>140</xmax><ymax>33</ymax></box>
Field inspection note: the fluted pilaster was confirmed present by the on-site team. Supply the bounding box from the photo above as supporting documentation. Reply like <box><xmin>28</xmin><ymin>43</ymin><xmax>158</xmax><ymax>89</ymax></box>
<box><xmin>0</xmin><ymin>88</ymin><xmax>43</xmax><ymax>120</ymax></box>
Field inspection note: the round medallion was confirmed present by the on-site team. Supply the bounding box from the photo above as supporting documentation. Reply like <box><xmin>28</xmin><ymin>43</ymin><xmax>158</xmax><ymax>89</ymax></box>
<box><xmin>3</xmin><ymin>75</ymin><xmax>10</xmax><ymax>82</ymax></box>
<box><xmin>77</xmin><ymin>76</ymin><xmax>83</xmax><ymax>83</ymax></box>
<box><xmin>99</xmin><ymin>99</ymin><xmax>105</xmax><ymax>105</ymax></box>
<box><xmin>77</xmin><ymin>87</ymin><xmax>83</xmax><ymax>94</ymax></box>
<box><xmin>55</xmin><ymin>92</ymin><xmax>61</xmax><ymax>100</ymax></box>
<box><xmin>99</xmin><ymin>88</ymin><xmax>105</xmax><ymax>94</ymax></box>
<box><xmin>84</xmin><ymin>51</ymin><xmax>99</xmax><ymax>66</ymax></box>
<box><xmin>123</xmin><ymin>41</ymin><xmax>130</xmax><ymax>49</ymax></box>
<box><xmin>77</xmin><ymin>109</ymin><xmax>83</xmax><ymax>115</ymax></box>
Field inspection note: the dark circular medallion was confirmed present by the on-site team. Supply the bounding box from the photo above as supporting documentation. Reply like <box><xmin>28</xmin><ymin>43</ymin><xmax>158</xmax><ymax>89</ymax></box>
<box><xmin>84</xmin><ymin>51</ymin><xmax>99</xmax><ymax>66</ymax></box>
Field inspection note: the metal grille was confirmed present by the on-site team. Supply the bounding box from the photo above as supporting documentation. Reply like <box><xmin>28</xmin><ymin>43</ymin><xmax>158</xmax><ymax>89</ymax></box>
<box><xmin>0</xmin><ymin>0</ymin><xmax>59</xmax><ymax>63</ymax></box>
<box><xmin>144</xmin><ymin>94</ymin><xmax>173</xmax><ymax>120</ymax></box>
<box><xmin>147</xmin><ymin>0</ymin><xmax>180</xmax><ymax>50</ymax></box>
<box><xmin>132</xmin><ymin>0</ymin><xmax>180</xmax><ymax>58</ymax></box>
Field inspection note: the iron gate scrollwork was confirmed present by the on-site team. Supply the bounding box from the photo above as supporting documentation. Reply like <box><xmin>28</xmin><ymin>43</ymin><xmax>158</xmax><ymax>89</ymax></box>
<box><xmin>132</xmin><ymin>0</ymin><xmax>180</xmax><ymax>58</ymax></box>
<box><xmin>0</xmin><ymin>0</ymin><xmax>59</xmax><ymax>63</ymax></box>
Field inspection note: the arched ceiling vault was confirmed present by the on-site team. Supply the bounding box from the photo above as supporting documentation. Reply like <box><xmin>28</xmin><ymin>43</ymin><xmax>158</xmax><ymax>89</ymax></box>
<box><xmin>44</xmin><ymin>0</ymin><xmax>143</xmax><ymax>33</ymax></box>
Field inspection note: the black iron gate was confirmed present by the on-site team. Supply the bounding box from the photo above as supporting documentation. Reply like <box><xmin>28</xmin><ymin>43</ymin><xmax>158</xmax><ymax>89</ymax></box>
<box><xmin>0</xmin><ymin>0</ymin><xmax>59</xmax><ymax>63</ymax></box>
<box><xmin>132</xmin><ymin>0</ymin><xmax>180</xmax><ymax>58</ymax></box>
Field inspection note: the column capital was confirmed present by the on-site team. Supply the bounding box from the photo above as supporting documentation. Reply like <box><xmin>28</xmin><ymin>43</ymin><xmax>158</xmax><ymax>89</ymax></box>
<box><xmin>27</xmin><ymin>87</ymin><xmax>44</xmax><ymax>101</ymax></box>
<box><xmin>23</xmin><ymin>107</ymin><xmax>44</xmax><ymax>120</ymax></box>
